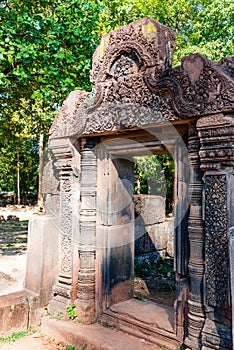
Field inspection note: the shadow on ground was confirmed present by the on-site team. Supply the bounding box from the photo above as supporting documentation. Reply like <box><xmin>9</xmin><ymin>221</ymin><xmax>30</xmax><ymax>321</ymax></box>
<box><xmin>0</xmin><ymin>221</ymin><xmax>28</xmax><ymax>256</ymax></box>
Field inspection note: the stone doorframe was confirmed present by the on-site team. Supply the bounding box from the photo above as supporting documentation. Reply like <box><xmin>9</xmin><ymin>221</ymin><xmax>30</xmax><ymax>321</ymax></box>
<box><xmin>94</xmin><ymin>127</ymin><xmax>190</xmax><ymax>344</ymax></box>
<box><xmin>39</xmin><ymin>17</ymin><xmax>234</xmax><ymax>350</ymax></box>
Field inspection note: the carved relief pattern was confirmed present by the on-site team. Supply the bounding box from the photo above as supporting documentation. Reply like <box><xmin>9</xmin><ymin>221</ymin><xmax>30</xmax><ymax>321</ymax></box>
<box><xmin>49</xmin><ymin>90</ymin><xmax>88</xmax><ymax>138</ymax></box>
<box><xmin>90</xmin><ymin>18</ymin><xmax>176</xmax><ymax>84</ymax></box>
<box><xmin>197</xmin><ymin>114</ymin><xmax>234</xmax><ymax>171</ymax></box>
<box><xmin>49</xmin><ymin>139</ymin><xmax>74</xmax><ymax>300</ymax></box>
<box><xmin>60</xmin><ymin>177</ymin><xmax>72</xmax><ymax>275</ymax></box>
<box><xmin>145</xmin><ymin>54</ymin><xmax>234</xmax><ymax>118</ymax></box>
<box><xmin>204</xmin><ymin>174</ymin><xmax>228</xmax><ymax>307</ymax></box>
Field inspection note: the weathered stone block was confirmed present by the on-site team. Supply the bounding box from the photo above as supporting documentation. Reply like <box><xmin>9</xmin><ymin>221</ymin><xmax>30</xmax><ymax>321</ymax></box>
<box><xmin>0</xmin><ymin>292</ymin><xmax>28</xmax><ymax>336</ymax></box>
<box><xmin>24</xmin><ymin>215</ymin><xmax>59</xmax><ymax>307</ymax></box>
<box><xmin>135</xmin><ymin>217</ymin><xmax>174</xmax><ymax>257</ymax></box>
<box><xmin>134</xmin><ymin>195</ymin><xmax>166</xmax><ymax>225</ymax></box>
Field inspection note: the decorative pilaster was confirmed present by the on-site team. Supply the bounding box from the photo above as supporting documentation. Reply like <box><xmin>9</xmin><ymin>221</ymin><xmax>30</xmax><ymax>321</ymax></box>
<box><xmin>76</xmin><ymin>138</ymin><xmax>97</xmax><ymax>323</ymax></box>
<box><xmin>184</xmin><ymin>122</ymin><xmax>205</xmax><ymax>349</ymax></box>
<box><xmin>197</xmin><ymin>114</ymin><xmax>234</xmax><ymax>350</ymax></box>
<box><xmin>48</xmin><ymin>138</ymin><xmax>74</xmax><ymax>315</ymax></box>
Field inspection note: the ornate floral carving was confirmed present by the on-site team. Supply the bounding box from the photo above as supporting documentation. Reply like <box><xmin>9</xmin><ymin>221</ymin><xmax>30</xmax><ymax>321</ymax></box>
<box><xmin>145</xmin><ymin>54</ymin><xmax>234</xmax><ymax>118</ymax></box>
<box><xmin>204</xmin><ymin>174</ymin><xmax>228</xmax><ymax>307</ymax></box>
<box><xmin>49</xmin><ymin>18</ymin><xmax>234</xmax><ymax>140</ymax></box>
<box><xmin>59</xmin><ymin>176</ymin><xmax>72</xmax><ymax>277</ymax></box>
<box><xmin>90</xmin><ymin>17</ymin><xmax>176</xmax><ymax>84</ymax></box>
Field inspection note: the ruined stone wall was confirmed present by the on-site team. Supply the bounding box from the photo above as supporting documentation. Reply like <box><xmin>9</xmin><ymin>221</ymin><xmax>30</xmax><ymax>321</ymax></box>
<box><xmin>134</xmin><ymin>194</ymin><xmax>174</xmax><ymax>271</ymax></box>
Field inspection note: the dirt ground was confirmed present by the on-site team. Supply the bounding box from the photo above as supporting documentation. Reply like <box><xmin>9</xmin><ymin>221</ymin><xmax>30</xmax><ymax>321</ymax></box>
<box><xmin>0</xmin><ymin>333</ymin><xmax>67</xmax><ymax>350</ymax></box>
<box><xmin>0</xmin><ymin>208</ymin><xmax>29</xmax><ymax>296</ymax></box>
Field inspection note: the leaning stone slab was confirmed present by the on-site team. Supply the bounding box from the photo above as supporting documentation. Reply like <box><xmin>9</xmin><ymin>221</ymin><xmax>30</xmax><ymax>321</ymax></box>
<box><xmin>24</xmin><ymin>215</ymin><xmax>59</xmax><ymax>307</ymax></box>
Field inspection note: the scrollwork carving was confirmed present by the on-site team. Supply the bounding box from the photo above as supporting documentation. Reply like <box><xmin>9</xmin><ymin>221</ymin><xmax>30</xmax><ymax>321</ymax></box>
<box><xmin>145</xmin><ymin>54</ymin><xmax>234</xmax><ymax>118</ymax></box>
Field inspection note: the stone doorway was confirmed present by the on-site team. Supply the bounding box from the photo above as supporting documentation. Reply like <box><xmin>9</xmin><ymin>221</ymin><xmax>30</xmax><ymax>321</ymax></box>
<box><xmin>96</xmin><ymin>127</ymin><xmax>189</xmax><ymax>347</ymax></box>
<box><xmin>27</xmin><ymin>17</ymin><xmax>233</xmax><ymax>350</ymax></box>
<box><xmin>133</xmin><ymin>154</ymin><xmax>176</xmax><ymax>308</ymax></box>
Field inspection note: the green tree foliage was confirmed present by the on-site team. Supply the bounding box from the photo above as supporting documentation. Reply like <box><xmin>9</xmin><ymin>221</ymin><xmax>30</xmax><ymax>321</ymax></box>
<box><xmin>0</xmin><ymin>0</ymin><xmax>232</xmax><ymax>200</ymax></box>
<box><xmin>100</xmin><ymin>0</ymin><xmax>233</xmax><ymax>65</ymax></box>
<box><xmin>134</xmin><ymin>155</ymin><xmax>175</xmax><ymax>214</ymax></box>
<box><xmin>0</xmin><ymin>0</ymin><xmax>104</xmax><ymax>200</ymax></box>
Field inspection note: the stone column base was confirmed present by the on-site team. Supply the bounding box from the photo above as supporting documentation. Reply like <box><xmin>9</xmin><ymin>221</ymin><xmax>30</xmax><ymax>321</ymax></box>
<box><xmin>201</xmin><ymin>319</ymin><xmax>232</xmax><ymax>350</ymax></box>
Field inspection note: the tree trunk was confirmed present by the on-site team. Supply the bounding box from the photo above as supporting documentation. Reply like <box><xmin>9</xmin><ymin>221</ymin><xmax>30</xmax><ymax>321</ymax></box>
<box><xmin>38</xmin><ymin>133</ymin><xmax>44</xmax><ymax>207</ymax></box>
<box><xmin>17</xmin><ymin>152</ymin><xmax>20</xmax><ymax>205</ymax></box>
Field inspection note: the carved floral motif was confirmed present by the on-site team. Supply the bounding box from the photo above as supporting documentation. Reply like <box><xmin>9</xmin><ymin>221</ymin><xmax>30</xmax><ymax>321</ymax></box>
<box><xmin>60</xmin><ymin>177</ymin><xmax>72</xmax><ymax>275</ymax></box>
<box><xmin>204</xmin><ymin>174</ymin><xmax>228</xmax><ymax>307</ymax></box>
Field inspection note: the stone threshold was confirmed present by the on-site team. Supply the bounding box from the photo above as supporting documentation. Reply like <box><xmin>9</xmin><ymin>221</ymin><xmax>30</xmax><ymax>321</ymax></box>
<box><xmin>99</xmin><ymin>299</ymin><xmax>180</xmax><ymax>350</ymax></box>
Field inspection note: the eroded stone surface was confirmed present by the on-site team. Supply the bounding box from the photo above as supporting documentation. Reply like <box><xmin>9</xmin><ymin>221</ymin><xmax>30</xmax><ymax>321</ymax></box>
<box><xmin>109</xmin><ymin>299</ymin><xmax>174</xmax><ymax>333</ymax></box>
<box><xmin>41</xmin><ymin>317</ymin><xmax>161</xmax><ymax>350</ymax></box>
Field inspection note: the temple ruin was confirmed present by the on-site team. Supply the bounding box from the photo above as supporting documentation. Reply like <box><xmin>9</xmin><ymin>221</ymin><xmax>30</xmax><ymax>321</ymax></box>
<box><xmin>22</xmin><ymin>17</ymin><xmax>234</xmax><ymax>349</ymax></box>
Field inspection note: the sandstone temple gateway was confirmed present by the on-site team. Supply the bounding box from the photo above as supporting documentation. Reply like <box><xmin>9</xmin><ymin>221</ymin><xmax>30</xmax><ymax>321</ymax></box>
<box><xmin>23</xmin><ymin>18</ymin><xmax>234</xmax><ymax>349</ymax></box>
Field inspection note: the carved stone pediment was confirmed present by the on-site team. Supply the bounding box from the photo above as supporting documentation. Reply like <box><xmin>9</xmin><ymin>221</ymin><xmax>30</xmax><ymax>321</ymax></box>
<box><xmin>49</xmin><ymin>18</ymin><xmax>234</xmax><ymax>140</ymax></box>
<box><xmin>146</xmin><ymin>54</ymin><xmax>234</xmax><ymax>117</ymax></box>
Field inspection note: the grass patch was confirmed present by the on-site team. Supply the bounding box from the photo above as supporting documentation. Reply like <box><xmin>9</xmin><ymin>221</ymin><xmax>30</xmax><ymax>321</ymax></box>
<box><xmin>0</xmin><ymin>328</ymin><xmax>35</xmax><ymax>343</ymax></box>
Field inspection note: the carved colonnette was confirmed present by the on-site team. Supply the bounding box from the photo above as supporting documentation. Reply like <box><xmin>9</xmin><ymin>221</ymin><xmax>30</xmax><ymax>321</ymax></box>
<box><xmin>183</xmin><ymin>123</ymin><xmax>205</xmax><ymax>349</ymax></box>
<box><xmin>75</xmin><ymin>138</ymin><xmax>97</xmax><ymax>323</ymax></box>
<box><xmin>197</xmin><ymin>114</ymin><xmax>234</xmax><ymax>350</ymax></box>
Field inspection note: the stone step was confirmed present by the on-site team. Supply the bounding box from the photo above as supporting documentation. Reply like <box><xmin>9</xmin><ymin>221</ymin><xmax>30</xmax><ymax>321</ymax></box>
<box><xmin>41</xmin><ymin>316</ymin><xmax>162</xmax><ymax>350</ymax></box>
<box><xmin>99</xmin><ymin>299</ymin><xmax>180</xmax><ymax>350</ymax></box>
